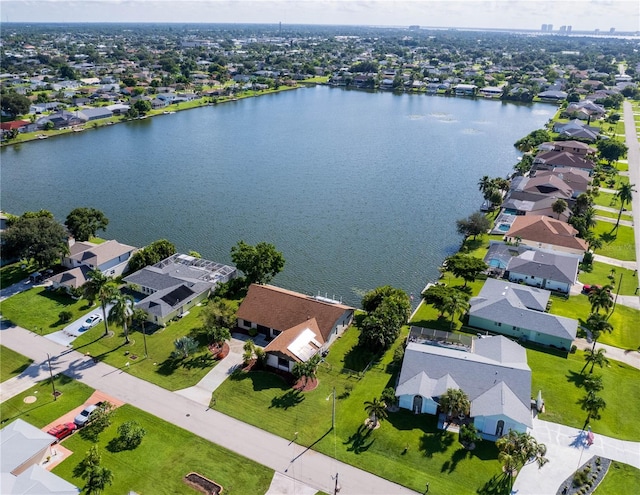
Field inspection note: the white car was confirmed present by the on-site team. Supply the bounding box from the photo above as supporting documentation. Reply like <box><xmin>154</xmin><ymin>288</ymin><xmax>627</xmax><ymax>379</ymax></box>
<box><xmin>81</xmin><ymin>314</ymin><xmax>102</xmax><ymax>330</ymax></box>
<box><xmin>74</xmin><ymin>403</ymin><xmax>101</xmax><ymax>427</ymax></box>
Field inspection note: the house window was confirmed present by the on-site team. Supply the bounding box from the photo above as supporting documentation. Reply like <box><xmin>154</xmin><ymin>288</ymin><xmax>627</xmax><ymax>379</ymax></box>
<box><xmin>498</xmin><ymin>322</ymin><xmax>502</xmax><ymax>327</ymax></box>
<box><xmin>278</xmin><ymin>357</ymin><xmax>288</xmax><ymax>369</ymax></box>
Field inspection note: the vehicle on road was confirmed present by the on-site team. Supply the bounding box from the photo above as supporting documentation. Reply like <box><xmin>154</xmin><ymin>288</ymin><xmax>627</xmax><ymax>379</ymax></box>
<box><xmin>47</xmin><ymin>422</ymin><xmax>77</xmax><ymax>442</ymax></box>
<box><xmin>81</xmin><ymin>314</ymin><xmax>102</xmax><ymax>330</ymax></box>
<box><xmin>73</xmin><ymin>402</ymin><xmax>102</xmax><ymax>427</ymax></box>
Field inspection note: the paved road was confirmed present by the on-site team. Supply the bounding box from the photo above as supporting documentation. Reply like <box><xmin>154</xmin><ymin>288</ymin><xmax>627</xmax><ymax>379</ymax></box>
<box><xmin>622</xmin><ymin>100</ymin><xmax>640</xmax><ymax>279</ymax></box>
<box><xmin>0</xmin><ymin>323</ymin><xmax>418</xmax><ymax>495</ymax></box>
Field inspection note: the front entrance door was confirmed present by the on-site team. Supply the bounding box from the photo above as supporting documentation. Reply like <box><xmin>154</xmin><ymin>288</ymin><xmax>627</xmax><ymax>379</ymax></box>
<box><xmin>413</xmin><ymin>395</ymin><xmax>423</xmax><ymax>414</ymax></box>
<box><xmin>495</xmin><ymin>420</ymin><xmax>505</xmax><ymax>437</ymax></box>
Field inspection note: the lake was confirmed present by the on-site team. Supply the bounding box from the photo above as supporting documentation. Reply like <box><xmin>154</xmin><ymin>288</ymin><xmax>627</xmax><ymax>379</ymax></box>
<box><xmin>0</xmin><ymin>86</ymin><xmax>554</xmax><ymax>306</ymax></box>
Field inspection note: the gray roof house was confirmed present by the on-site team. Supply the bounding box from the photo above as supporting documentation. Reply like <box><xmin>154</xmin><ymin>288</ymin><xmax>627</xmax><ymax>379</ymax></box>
<box><xmin>77</xmin><ymin>107</ymin><xmax>113</xmax><ymax>121</ymax></box>
<box><xmin>396</xmin><ymin>334</ymin><xmax>532</xmax><ymax>439</ymax></box>
<box><xmin>0</xmin><ymin>419</ymin><xmax>80</xmax><ymax>495</ymax></box>
<box><xmin>124</xmin><ymin>254</ymin><xmax>237</xmax><ymax>327</ymax></box>
<box><xmin>469</xmin><ymin>278</ymin><xmax>577</xmax><ymax>350</ymax></box>
<box><xmin>506</xmin><ymin>249</ymin><xmax>579</xmax><ymax>293</ymax></box>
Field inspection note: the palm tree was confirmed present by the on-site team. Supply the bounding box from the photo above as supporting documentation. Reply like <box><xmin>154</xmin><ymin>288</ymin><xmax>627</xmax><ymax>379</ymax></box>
<box><xmin>108</xmin><ymin>292</ymin><xmax>134</xmax><ymax>344</ymax></box>
<box><xmin>478</xmin><ymin>175</ymin><xmax>492</xmax><ymax>199</ymax></box>
<box><xmin>364</xmin><ymin>397</ymin><xmax>388</xmax><ymax>429</ymax></box>
<box><xmin>580</xmin><ymin>391</ymin><xmax>606</xmax><ymax>427</ymax></box>
<box><xmin>581</xmin><ymin>347</ymin><xmax>609</xmax><ymax>374</ymax></box>
<box><xmin>551</xmin><ymin>198</ymin><xmax>568</xmax><ymax>220</ymax></box>
<box><xmin>85</xmin><ymin>270</ymin><xmax>119</xmax><ymax>337</ymax></box>
<box><xmin>614</xmin><ymin>183</ymin><xmax>636</xmax><ymax>230</ymax></box>
<box><xmin>588</xmin><ymin>286</ymin><xmax>613</xmax><ymax>315</ymax></box>
<box><xmin>585</xmin><ymin>313</ymin><xmax>613</xmax><ymax>351</ymax></box>
<box><xmin>583</xmin><ymin>374</ymin><xmax>604</xmax><ymax>393</ymax></box>
<box><xmin>132</xmin><ymin>308</ymin><xmax>149</xmax><ymax>357</ymax></box>
<box><xmin>442</xmin><ymin>292</ymin><xmax>470</xmax><ymax>330</ymax></box>
<box><xmin>292</xmin><ymin>354</ymin><xmax>321</xmax><ymax>388</ymax></box>
<box><xmin>439</xmin><ymin>388</ymin><xmax>471</xmax><ymax>425</ymax></box>
<box><xmin>496</xmin><ymin>430</ymin><xmax>548</xmax><ymax>487</ymax></box>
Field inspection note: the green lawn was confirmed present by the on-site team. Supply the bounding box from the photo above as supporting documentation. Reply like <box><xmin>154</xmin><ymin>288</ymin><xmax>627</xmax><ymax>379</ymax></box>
<box><xmin>548</xmin><ymin>294</ymin><xmax>640</xmax><ymax>350</ymax></box>
<box><xmin>0</xmin><ymin>260</ymin><xmax>38</xmax><ymax>289</ymax></box>
<box><xmin>593</xmin><ymin>222</ymin><xmax>636</xmax><ymax>262</ymax></box>
<box><xmin>68</xmin><ymin>302</ymin><xmax>219</xmax><ymax>391</ymax></box>
<box><xmin>53</xmin><ymin>404</ymin><xmax>273</xmax><ymax>495</ymax></box>
<box><xmin>578</xmin><ymin>262</ymin><xmax>638</xmax><ymax>296</ymax></box>
<box><xmin>0</xmin><ymin>375</ymin><xmax>94</xmax><ymax>426</ymax></box>
<box><xmin>0</xmin><ymin>286</ymin><xmax>92</xmax><ymax>334</ymax></box>
<box><xmin>592</xmin><ymin>191</ymin><xmax>623</xmax><ymax>209</ymax></box>
<box><xmin>0</xmin><ymin>345</ymin><xmax>33</xmax><ymax>383</ymax></box>
<box><xmin>595</xmin><ymin>462</ymin><xmax>640</xmax><ymax>494</ymax></box>
<box><xmin>213</xmin><ymin>326</ymin><xmax>504</xmax><ymax>495</ymax></box>
<box><xmin>593</xmin><ymin>208</ymin><xmax>633</xmax><ymax>222</ymax></box>
<box><xmin>528</xmin><ymin>347</ymin><xmax>640</xmax><ymax>441</ymax></box>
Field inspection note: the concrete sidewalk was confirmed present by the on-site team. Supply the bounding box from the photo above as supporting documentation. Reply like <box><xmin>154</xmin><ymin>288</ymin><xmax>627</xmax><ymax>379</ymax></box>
<box><xmin>592</xmin><ymin>254</ymin><xmax>638</xmax><ymax>271</ymax></box>
<box><xmin>512</xmin><ymin>418</ymin><xmax>640</xmax><ymax>495</ymax></box>
<box><xmin>0</xmin><ymin>323</ymin><xmax>418</xmax><ymax>495</ymax></box>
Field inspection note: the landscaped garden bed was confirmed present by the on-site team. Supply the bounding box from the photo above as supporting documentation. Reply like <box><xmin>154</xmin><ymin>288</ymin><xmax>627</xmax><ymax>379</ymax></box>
<box><xmin>557</xmin><ymin>456</ymin><xmax>611</xmax><ymax>495</ymax></box>
<box><xmin>183</xmin><ymin>472</ymin><xmax>223</xmax><ymax>494</ymax></box>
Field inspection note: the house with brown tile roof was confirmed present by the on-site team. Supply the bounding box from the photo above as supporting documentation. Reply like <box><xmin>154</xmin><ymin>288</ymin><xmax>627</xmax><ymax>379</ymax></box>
<box><xmin>504</xmin><ymin>215</ymin><xmax>588</xmax><ymax>256</ymax></box>
<box><xmin>237</xmin><ymin>284</ymin><xmax>355</xmax><ymax>372</ymax></box>
<box><xmin>533</xmin><ymin>150</ymin><xmax>596</xmax><ymax>175</ymax></box>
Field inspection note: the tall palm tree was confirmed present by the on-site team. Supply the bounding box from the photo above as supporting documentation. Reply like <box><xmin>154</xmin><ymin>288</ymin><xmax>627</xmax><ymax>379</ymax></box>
<box><xmin>580</xmin><ymin>391</ymin><xmax>606</xmax><ymax>427</ymax></box>
<box><xmin>132</xmin><ymin>308</ymin><xmax>149</xmax><ymax>357</ymax></box>
<box><xmin>585</xmin><ymin>313</ymin><xmax>613</xmax><ymax>351</ymax></box>
<box><xmin>84</xmin><ymin>270</ymin><xmax>118</xmax><ymax>337</ymax></box>
<box><xmin>364</xmin><ymin>397</ymin><xmax>388</xmax><ymax>429</ymax></box>
<box><xmin>583</xmin><ymin>374</ymin><xmax>604</xmax><ymax>393</ymax></box>
<box><xmin>581</xmin><ymin>347</ymin><xmax>609</xmax><ymax>374</ymax></box>
<box><xmin>588</xmin><ymin>286</ymin><xmax>613</xmax><ymax>315</ymax></box>
<box><xmin>108</xmin><ymin>292</ymin><xmax>134</xmax><ymax>344</ymax></box>
<box><xmin>614</xmin><ymin>183</ymin><xmax>636</xmax><ymax>230</ymax></box>
<box><xmin>443</xmin><ymin>292</ymin><xmax>470</xmax><ymax>330</ymax></box>
<box><xmin>478</xmin><ymin>175</ymin><xmax>492</xmax><ymax>197</ymax></box>
<box><xmin>551</xmin><ymin>198</ymin><xmax>568</xmax><ymax>220</ymax></box>
<box><xmin>439</xmin><ymin>388</ymin><xmax>471</xmax><ymax>424</ymax></box>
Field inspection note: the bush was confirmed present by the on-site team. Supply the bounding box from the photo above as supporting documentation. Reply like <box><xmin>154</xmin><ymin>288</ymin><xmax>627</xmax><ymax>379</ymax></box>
<box><xmin>570</xmin><ymin>345</ymin><xmax>577</xmax><ymax>354</ymax></box>
<box><xmin>380</xmin><ymin>387</ymin><xmax>396</xmax><ymax>407</ymax></box>
<box><xmin>58</xmin><ymin>310</ymin><xmax>73</xmax><ymax>323</ymax></box>
<box><xmin>117</xmin><ymin>421</ymin><xmax>146</xmax><ymax>449</ymax></box>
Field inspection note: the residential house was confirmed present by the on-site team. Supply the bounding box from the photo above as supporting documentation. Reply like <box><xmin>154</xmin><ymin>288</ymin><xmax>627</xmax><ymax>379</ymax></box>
<box><xmin>454</xmin><ymin>83</ymin><xmax>477</xmax><ymax>96</ymax></box>
<box><xmin>469</xmin><ymin>278</ymin><xmax>577</xmax><ymax>350</ymax></box>
<box><xmin>500</xmin><ymin>196</ymin><xmax>571</xmax><ymax>222</ymax></box>
<box><xmin>505</xmin><ymin>249</ymin><xmax>579</xmax><ymax>293</ymax></box>
<box><xmin>124</xmin><ymin>254</ymin><xmax>236</xmax><ymax>327</ymax></box>
<box><xmin>236</xmin><ymin>284</ymin><xmax>355</xmax><ymax>372</ymax></box>
<box><xmin>48</xmin><ymin>266</ymin><xmax>92</xmax><ymax>293</ymax></box>
<box><xmin>35</xmin><ymin>111</ymin><xmax>83</xmax><ymax>130</ymax></box>
<box><xmin>533</xmin><ymin>150</ymin><xmax>596</xmax><ymax>175</ymax></box>
<box><xmin>396</xmin><ymin>333</ymin><xmax>532</xmax><ymax>438</ymax></box>
<box><xmin>562</xmin><ymin>100</ymin><xmax>606</xmax><ymax>121</ymax></box>
<box><xmin>504</xmin><ymin>215</ymin><xmax>588</xmax><ymax>256</ymax></box>
<box><xmin>0</xmin><ymin>419</ymin><xmax>80</xmax><ymax>495</ymax></box>
<box><xmin>479</xmin><ymin>86</ymin><xmax>503</xmax><ymax>98</ymax></box>
<box><xmin>63</xmin><ymin>239</ymin><xmax>137</xmax><ymax>277</ymax></box>
<box><xmin>552</xmin><ymin>120</ymin><xmax>600</xmax><ymax>141</ymax></box>
<box><xmin>537</xmin><ymin>90</ymin><xmax>567</xmax><ymax>101</ymax></box>
<box><xmin>76</xmin><ymin>107</ymin><xmax>113</xmax><ymax>122</ymax></box>
<box><xmin>530</xmin><ymin>168</ymin><xmax>591</xmax><ymax>198</ymax></box>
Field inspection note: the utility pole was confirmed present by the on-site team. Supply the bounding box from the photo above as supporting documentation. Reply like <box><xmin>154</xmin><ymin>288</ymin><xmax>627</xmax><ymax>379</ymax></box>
<box><xmin>47</xmin><ymin>353</ymin><xmax>57</xmax><ymax>400</ymax></box>
<box><xmin>333</xmin><ymin>472</ymin><xmax>340</xmax><ymax>494</ymax></box>
<box><xmin>332</xmin><ymin>386</ymin><xmax>336</xmax><ymax>430</ymax></box>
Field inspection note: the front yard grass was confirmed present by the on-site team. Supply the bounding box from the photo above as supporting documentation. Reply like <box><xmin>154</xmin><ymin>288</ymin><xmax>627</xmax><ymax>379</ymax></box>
<box><xmin>53</xmin><ymin>404</ymin><xmax>273</xmax><ymax>495</ymax></box>
<box><xmin>0</xmin><ymin>375</ymin><xmax>94</xmax><ymax>426</ymax></box>
<box><xmin>0</xmin><ymin>286</ymin><xmax>91</xmax><ymax>334</ymax></box>
<box><xmin>578</xmin><ymin>263</ymin><xmax>638</xmax><ymax>296</ymax></box>
<box><xmin>69</xmin><ymin>302</ymin><xmax>218</xmax><ymax>391</ymax></box>
<box><xmin>593</xmin><ymin>208</ymin><xmax>633</xmax><ymax>222</ymax></box>
<box><xmin>595</xmin><ymin>462</ymin><xmax>640</xmax><ymax>494</ymax></box>
<box><xmin>0</xmin><ymin>345</ymin><xmax>33</xmax><ymax>383</ymax></box>
<box><xmin>592</xmin><ymin>222</ymin><xmax>636</xmax><ymax>262</ymax></box>
<box><xmin>548</xmin><ymin>294</ymin><xmax>640</xmax><ymax>350</ymax></box>
<box><xmin>0</xmin><ymin>260</ymin><xmax>38</xmax><ymax>289</ymax></box>
<box><xmin>213</xmin><ymin>326</ymin><xmax>503</xmax><ymax>495</ymax></box>
<box><xmin>528</xmin><ymin>347</ymin><xmax>640</xmax><ymax>441</ymax></box>
<box><xmin>591</xmin><ymin>191</ymin><xmax>623</xmax><ymax>209</ymax></box>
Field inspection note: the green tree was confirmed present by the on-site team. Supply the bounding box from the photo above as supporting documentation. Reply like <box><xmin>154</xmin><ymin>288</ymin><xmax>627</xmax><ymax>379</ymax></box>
<box><xmin>65</xmin><ymin>207</ymin><xmax>109</xmax><ymax>242</ymax></box>
<box><xmin>133</xmin><ymin>99</ymin><xmax>152</xmax><ymax>114</ymax></box>
<box><xmin>582</xmin><ymin>347</ymin><xmax>609</xmax><ymax>374</ymax></box>
<box><xmin>496</xmin><ymin>431</ymin><xmax>548</xmax><ymax>483</ymax></box>
<box><xmin>2</xmin><ymin>213</ymin><xmax>69</xmax><ymax>268</ymax></box>
<box><xmin>84</xmin><ymin>270</ymin><xmax>118</xmax><ymax>336</ymax></box>
<box><xmin>442</xmin><ymin>291</ymin><xmax>470</xmax><ymax>329</ymax></box>
<box><xmin>477</xmin><ymin>175</ymin><xmax>492</xmax><ymax>197</ymax></box>
<box><xmin>364</xmin><ymin>397</ymin><xmax>388</xmax><ymax>428</ymax></box>
<box><xmin>439</xmin><ymin>388</ymin><xmax>471</xmax><ymax>424</ymax></box>
<box><xmin>456</xmin><ymin>211</ymin><xmax>491</xmax><ymax>240</ymax></box>
<box><xmin>444</xmin><ymin>253</ymin><xmax>488</xmax><ymax>286</ymax></box>
<box><xmin>292</xmin><ymin>353</ymin><xmax>321</xmax><ymax>388</ymax></box>
<box><xmin>81</xmin><ymin>402</ymin><xmax>115</xmax><ymax>442</ymax></box>
<box><xmin>230</xmin><ymin>240</ymin><xmax>285</xmax><ymax>285</ymax></box>
<box><xmin>588</xmin><ymin>286</ymin><xmax>613</xmax><ymax>315</ymax></box>
<box><xmin>596</xmin><ymin>139</ymin><xmax>628</xmax><ymax>165</ymax></box>
<box><xmin>132</xmin><ymin>308</ymin><xmax>149</xmax><ymax>357</ymax></box>
<box><xmin>358</xmin><ymin>286</ymin><xmax>411</xmax><ymax>352</ymax></box>
<box><xmin>128</xmin><ymin>239</ymin><xmax>176</xmax><ymax>272</ymax></box>
<box><xmin>582</xmin><ymin>374</ymin><xmax>604</xmax><ymax>393</ymax></box>
<box><xmin>614</xmin><ymin>183</ymin><xmax>636</xmax><ymax>230</ymax></box>
<box><xmin>171</xmin><ymin>336</ymin><xmax>199</xmax><ymax>359</ymax></box>
<box><xmin>77</xmin><ymin>445</ymin><xmax>113</xmax><ymax>495</ymax></box>
<box><xmin>580</xmin><ymin>390</ymin><xmax>606</xmax><ymax>427</ymax></box>
<box><xmin>585</xmin><ymin>313</ymin><xmax>613</xmax><ymax>351</ymax></box>
<box><xmin>1</xmin><ymin>91</ymin><xmax>31</xmax><ymax>116</ymax></box>
<box><xmin>108</xmin><ymin>292</ymin><xmax>134</xmax><ymax>344</ymax></box>
<box><xmin>552</xmin><ymin>198</ymin><xmax>568</xmax><ymax>220</ymax></box>
<box><xmin>116</xmin><ymin>420</ymin><xmax>146</xmax><ymax>450</ymax></box>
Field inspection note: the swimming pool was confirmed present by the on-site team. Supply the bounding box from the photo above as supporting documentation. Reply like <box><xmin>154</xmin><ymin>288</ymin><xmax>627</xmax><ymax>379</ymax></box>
<box><xmin>497</xmin><ymin>223</ymin><xmax>511</xmax><ymax>232</ymax></box>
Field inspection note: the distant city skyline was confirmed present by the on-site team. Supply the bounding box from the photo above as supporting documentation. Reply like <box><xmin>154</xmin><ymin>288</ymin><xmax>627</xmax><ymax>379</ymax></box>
<box><xmin>1</xmin><ymin>0</ymin><xmax>639</xmax><ymax>33</ymax></box>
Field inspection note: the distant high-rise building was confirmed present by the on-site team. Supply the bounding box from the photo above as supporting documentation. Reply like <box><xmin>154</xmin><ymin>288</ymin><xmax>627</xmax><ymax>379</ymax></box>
<box><xmin>595</xmin><ymin>28</ymin><xmax>600</xmax><ymax>35</ymax></box>
<box><xmin>610</xmin><ymin>27</ymin><xmax>615</xmax><ymax>34</ymax></box>
<box><xmin>567</xmin><ymin>25</ymin><xmax>572</xmax><ymax>33</ymax></box>
<box><xmin>548</xmin><ymin>24</ymin><xmax>553</xmax><ymax>32</ymax></box>
<box><xmin>559</xmin><ymin>25</ymin><xmax>566</xmax><ymax>33</ymax></box>
<box><xmin>541</xmin><ymin>24</ymin><xmax>547</xmax><ymax>32</ymax></box>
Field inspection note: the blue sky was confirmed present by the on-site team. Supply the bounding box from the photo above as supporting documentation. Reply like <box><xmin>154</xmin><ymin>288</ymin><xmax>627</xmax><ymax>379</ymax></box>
<box><xmin>2</xmin><ymin>0</ymin><xmax>639</xmax><ymax>32</ymax></box>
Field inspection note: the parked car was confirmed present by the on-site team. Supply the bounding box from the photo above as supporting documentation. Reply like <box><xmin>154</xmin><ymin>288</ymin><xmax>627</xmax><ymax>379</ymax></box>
<box><xmin>47</xmin><ymin>422</ymin><xmax>77</xmax><ymax>442</ymax></box>
<box><xmin>73</xmin><ymin>402</ymin><xmax>102</xmax><ymax>427</ymax></box>
<box><xmin>81</xmin><ymin>314</ymin><xmax>102</xmax><ymax>330</ymax></box>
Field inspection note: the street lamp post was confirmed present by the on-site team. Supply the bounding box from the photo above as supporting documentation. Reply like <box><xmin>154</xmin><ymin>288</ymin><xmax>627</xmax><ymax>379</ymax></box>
<box><xmin>46</xmin><ymin>353</ymin><xmax>57</xmax><ymax>400</ymax></box>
